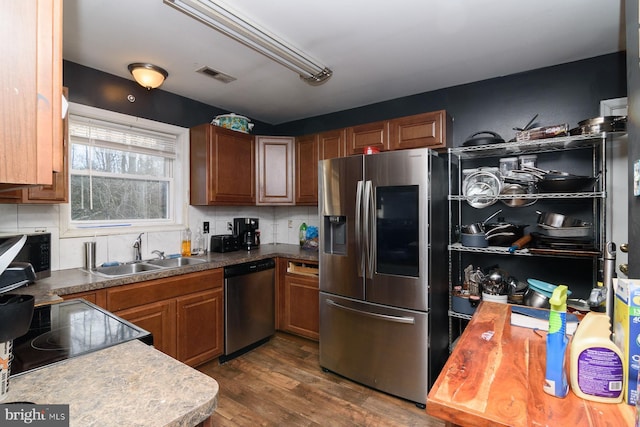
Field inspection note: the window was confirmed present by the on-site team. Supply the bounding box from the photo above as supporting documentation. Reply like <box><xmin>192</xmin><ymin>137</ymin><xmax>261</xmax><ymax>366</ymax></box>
<box><xmin>64</xmin><ymin>104</ymin><xmax>186</xmax><ymax>233</ymax></box>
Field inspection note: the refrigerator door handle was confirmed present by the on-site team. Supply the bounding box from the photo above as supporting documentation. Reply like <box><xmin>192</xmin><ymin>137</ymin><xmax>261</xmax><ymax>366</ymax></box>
<box><xmin>356</xmin><ymin>180</ymin><xmax>365</xmax><ymax>277</ymax></box>
<box><xmin>363</xmin><ymin>180</ymin><xmax>375</xmax><ymax>279</ymax></box>
<box><xmin>325</xmin><ymin>299</ymin><xmax>416</xmax><ymax>324</ymax></box>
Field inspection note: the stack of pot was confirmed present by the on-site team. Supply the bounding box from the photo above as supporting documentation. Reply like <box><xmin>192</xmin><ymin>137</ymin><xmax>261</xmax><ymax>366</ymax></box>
<box><xmin>460</xmin><ymin>210</ymin><xmax>528</xmax><ymax>248</ymax></box>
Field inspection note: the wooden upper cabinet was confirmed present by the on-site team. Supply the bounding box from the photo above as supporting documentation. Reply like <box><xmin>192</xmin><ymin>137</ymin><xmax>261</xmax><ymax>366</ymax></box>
<box><xmin>190</xmin><ymin>124</ymin><xmax>255</xmax><ymax>206</ymax></box>
<box><xmin>293</xmin><ymin>130</ymin><xmax>344</xmax><ymax>206</ymax></box>
<box><xmin>389</xmin><ymin>110</ymin><xmax>451</xmax><ymax>151</ymax></box>
<box><xmin>0</xmin><ymin>0</ymin><xmax>62</xmax><ymax>190</ymax></box>
<box><xmin>295</xmin><ymin>134</ymin><xmax>319</xmax><ymax>205</ymax></box>
<box><xmin>319</xmin><ymin>129</ymin><xmax>346</xmax><ymax>160</ymax></box>
<box><xmin>346</xmin><ymin>121</ymin><xmax>390</xmax><ymax>155</ymax></box>
<box><xmin>256</xmin><ymin>136</ymin><xmax>294</xmax><ymax>205</ymax></box>
<box><xmin>0</xmin><ymin>87</ymin><xmax>68</xmax><ymax>204</ymax></box>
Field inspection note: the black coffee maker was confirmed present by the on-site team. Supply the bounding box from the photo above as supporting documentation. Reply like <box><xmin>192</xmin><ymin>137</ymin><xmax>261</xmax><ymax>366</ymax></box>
<box><xmin>234</xmin><ymin>218</ymin><xmax>260</xmax><ymax>250</ymax></box>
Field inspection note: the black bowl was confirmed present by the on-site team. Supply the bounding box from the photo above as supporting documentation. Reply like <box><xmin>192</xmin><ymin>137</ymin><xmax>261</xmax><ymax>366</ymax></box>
<box><xmin>0</xmin><ymin>294</ymin><xmax>34</xmax><ymax>342</ymax></box>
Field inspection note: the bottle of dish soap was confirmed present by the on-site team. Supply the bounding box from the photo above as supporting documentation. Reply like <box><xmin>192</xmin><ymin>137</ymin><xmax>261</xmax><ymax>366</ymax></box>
<box><xmin>181</xmin><ymin>227</ymin><xmax>191</xmax><ymax>257</ymax></box>
<box><xmin>299</xmin><ymin>222</ymin><xmax>307</xmax><ymax>247</ymax></box>
<box><xmin>544</xmin><ymin>285</ymin><xmax>569</xmax><ymax>398</ymax></box>
<box><xmin>570</xmin><ymin>311</ymin><xmax>624</xmax><ymax>403</ymax></box>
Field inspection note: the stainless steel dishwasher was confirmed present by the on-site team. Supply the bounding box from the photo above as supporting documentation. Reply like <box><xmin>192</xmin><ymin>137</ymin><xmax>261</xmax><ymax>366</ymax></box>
<box><xmin>222</xmin><ymin>258</ymin><xmax>275</xmax><ymax>360</ymax></box>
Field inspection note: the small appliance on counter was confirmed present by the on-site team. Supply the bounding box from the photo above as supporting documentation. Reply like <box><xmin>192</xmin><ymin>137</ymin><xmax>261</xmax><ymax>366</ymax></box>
<box><xmin>0</xmin><ymin>235</ymin><xmax>37</xmax><ymax>293</ymax></box>
<box><xmin>0</xmin><ymin>262</ymin><xmax>36</xmax><ymax>293</ymax></box>
<box><xmin>0</xmin><ymin>232</ymin><xmax>51</xmax><ymax>280</ymax></box>
<box><xmin>234</xmin><ymin>218</ymin><xmax>260</xmax><ymax>250</ymax></box>
<box><xmin>210</xmin><ymin>234</ymin><xmax>240</xmax><ymax>253</ymax></box>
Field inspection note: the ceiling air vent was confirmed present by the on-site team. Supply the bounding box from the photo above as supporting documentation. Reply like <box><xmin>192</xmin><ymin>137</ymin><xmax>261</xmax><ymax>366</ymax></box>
<box><xmin>196</xmin><ymin>66</ymin><xmax>236</xmax><ymax>83</ymax></box>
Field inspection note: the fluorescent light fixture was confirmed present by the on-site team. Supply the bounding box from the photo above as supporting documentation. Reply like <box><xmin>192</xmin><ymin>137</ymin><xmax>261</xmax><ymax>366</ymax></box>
<box><xmin>164</xmin><ymin>0</ymin><xmax>332</xmax><ymax>85</ymax></box>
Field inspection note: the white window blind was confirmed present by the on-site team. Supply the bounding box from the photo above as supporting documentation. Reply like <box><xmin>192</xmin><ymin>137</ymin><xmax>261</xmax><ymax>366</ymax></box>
<box><xmin>69</xmin><ymin>115</ymin><xmax>177</xmax><ymax>158</ymax></box>
<box><xmin>68</xmin><ymin>114</ymin><xmax>177</xmax><ymax>224</ymax></box>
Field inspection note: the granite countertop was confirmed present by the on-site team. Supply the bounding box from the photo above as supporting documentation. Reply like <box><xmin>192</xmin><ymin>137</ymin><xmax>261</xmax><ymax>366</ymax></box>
<box><xmin>2</xmin><ymin>244</ymin><xmax>316</xmax><ymax>425</ymax></box>
<box><xmin>7</xmin><ymin>340</ymin><xmax>219</xmax><ymax>427</ymax></box>
<box><xmin>14</xmin><ymin>243</ymin><xmax>319</xmax><ymax>304</ymax></box>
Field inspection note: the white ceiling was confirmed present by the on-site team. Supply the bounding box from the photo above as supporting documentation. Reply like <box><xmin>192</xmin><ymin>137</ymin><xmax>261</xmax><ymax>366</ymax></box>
<box><xmin>63</xmin><ymin>0</ymin><xmax>625</xmax><ymax>125</ymax></box>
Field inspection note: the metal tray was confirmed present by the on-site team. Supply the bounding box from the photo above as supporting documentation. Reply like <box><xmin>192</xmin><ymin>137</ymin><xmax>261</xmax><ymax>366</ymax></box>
<box><xmin>538</xmin><ymin>224</ymin><xmax>592</xmax><ymax>238</ymax></box>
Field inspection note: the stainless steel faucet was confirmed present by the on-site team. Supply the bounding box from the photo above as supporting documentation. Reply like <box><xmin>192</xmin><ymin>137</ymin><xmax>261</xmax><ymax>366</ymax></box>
<box><xmin>151</xmin><ymin>250</ymin><xmax>165</xmax><ymax>259</ymax></box>
<box><xmin>133</xmin><ymin>233</ymin><xmax>144</xmax><ymax>261</ymax></box>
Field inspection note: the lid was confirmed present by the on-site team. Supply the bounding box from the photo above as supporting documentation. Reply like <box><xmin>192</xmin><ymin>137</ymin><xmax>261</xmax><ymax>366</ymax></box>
<box><xmin>215</xmin><ymin>113</ymin><xmax>249</xmax><ymax>120</ymax></box>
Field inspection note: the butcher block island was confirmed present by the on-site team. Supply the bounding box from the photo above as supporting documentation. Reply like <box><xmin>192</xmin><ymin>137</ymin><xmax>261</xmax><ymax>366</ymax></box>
<box><xmin>427</xmin><ymin>301</ymin><xmax>634</xmax><ymax>427</ymax></box>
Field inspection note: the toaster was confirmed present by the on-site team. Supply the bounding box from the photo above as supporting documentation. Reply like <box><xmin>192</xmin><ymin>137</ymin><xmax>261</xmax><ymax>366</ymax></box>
<box><xmin>210</xmin><ymin>234</ymin><xmax>239</xmax><ymax>253</ymax></box>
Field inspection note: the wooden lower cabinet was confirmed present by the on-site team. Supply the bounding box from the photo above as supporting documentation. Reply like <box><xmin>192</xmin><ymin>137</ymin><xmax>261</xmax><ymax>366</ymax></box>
<box><xmin>63</xmin><ymin>269</ymin><xmax>224</xmax><ymax>367</ymax></box>
<box><xmin>115</xmin><ymin>299</ymin><xmax>177</xmax><ymax>359</ymax></box>
<box><xmin>62</xmin><ymin>289</ymin><xmax>106</xmax><ymax>308</ymax></box>
<box><xmin>177</xmin><ymin>288</ymin><xmax>224</xmax><ymax>366</ymax></box>
<box><xmin>277</xmin><ymin>259</ymin><xmax>319</xmax><ymax>340</ymax></box>
<box><xmin>63</xmin><ymin>257</ymin><xmax>322</xmax><ymax>362</ymax></box>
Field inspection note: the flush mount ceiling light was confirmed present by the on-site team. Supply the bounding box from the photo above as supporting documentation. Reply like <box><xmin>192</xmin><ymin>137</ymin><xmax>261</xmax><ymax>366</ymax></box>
<box><xmin>128</xmin><ymin>63</ymin><xmax>169</xmax><ymax>89</ymax></box>
<box><xmin>163</xmin><ymin>0</ymin><xmax>332</xmax><ymax>85</ymax></box>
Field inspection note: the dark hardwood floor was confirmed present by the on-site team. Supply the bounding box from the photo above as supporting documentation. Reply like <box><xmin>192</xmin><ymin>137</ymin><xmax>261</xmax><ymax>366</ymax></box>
<box><xmin>197</xmin><ymin>332</ymin><xmax>445</xmax><ymax>426</ymax></box>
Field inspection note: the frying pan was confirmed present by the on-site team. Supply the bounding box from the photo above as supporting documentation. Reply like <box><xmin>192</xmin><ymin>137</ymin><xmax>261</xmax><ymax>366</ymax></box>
<box><xmin>537</xmin><ymin>174</ymin><xmax>598</xmax><ymax>193</ymax></box>
<box><xmin>571</xmin><ymin>116</ymin><xmax>627</xmax><ymax>135</ymax></box>
<box><xmin>521</xmin><ymin>166</ymin><xmax>598</xmax><ymax>193</ymax></box>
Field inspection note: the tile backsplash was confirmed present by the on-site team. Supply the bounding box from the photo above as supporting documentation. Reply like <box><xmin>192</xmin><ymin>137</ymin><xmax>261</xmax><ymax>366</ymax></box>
<box><xmin>0</xmin><ymin>203</ymin><xmax>319</xmax><ymax>271</ymax></box>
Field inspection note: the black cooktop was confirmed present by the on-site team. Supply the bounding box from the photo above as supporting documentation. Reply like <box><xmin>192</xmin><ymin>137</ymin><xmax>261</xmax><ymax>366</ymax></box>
<box><xmin>11</xmin><ymin>299</ymin><xmax>152</xmax><ymax>377</ymax></box>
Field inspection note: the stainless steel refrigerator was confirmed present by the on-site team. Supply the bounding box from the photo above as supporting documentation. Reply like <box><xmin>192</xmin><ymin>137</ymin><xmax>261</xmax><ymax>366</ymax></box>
<box><xmin>318</xmin><ymin>147</ymin><xmax>448</xmax><ymax>406</ymax></box>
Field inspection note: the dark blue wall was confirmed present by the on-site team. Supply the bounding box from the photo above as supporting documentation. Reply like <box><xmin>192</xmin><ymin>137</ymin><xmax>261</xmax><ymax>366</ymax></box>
<box><xmin>63</xmin><ymin>61</ymin><xmax>276</xmax><ymax>134</ymax></box>
<box><xmin>64</xmin><ymin>52</ymin><xmax>626</xmax><ymax>146</ymax></box>
<box><xmin>273</xmin><ymin>53</ymin><xmax>627</xmax><ymax>146</ymax></box>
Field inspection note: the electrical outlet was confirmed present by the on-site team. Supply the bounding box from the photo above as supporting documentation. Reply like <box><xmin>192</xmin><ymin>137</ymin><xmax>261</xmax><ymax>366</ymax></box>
<box><xmin>227</xmin><ymin>222</ymin><xmax>233</xmax><ymax>231</ymax></box>
<box><xmin>203</xmin><ymin>221</ymin><xmax>209</xmax><ymax>234</ymax></box>
<box><xmin>288</xmin><ymin>220</ymin><xmax>293</xmax><ymax>228</ymax></box>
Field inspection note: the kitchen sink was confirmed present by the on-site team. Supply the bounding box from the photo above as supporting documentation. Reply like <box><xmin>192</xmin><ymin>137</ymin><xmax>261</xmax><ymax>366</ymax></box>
<box><xmin>91</xmin><ymin>257</ymin><xmax>207</xmax><ymax>278</ymax></box>
<box><xmin>145</xmin><ymin>257</ymin><xmax>207</xmax><ymax>268</ymax></box>
<box><xmin>93</xmin><ymin>262</ymin><xmax>164</xmax><ymax>277</ymax></box>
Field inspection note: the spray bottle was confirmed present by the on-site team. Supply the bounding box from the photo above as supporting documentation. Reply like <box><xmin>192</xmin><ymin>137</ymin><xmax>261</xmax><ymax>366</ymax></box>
<box><xmin>543</xmin><ymin>284</ymin><xmax>569</xmax><ymax>398</ymax></box>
